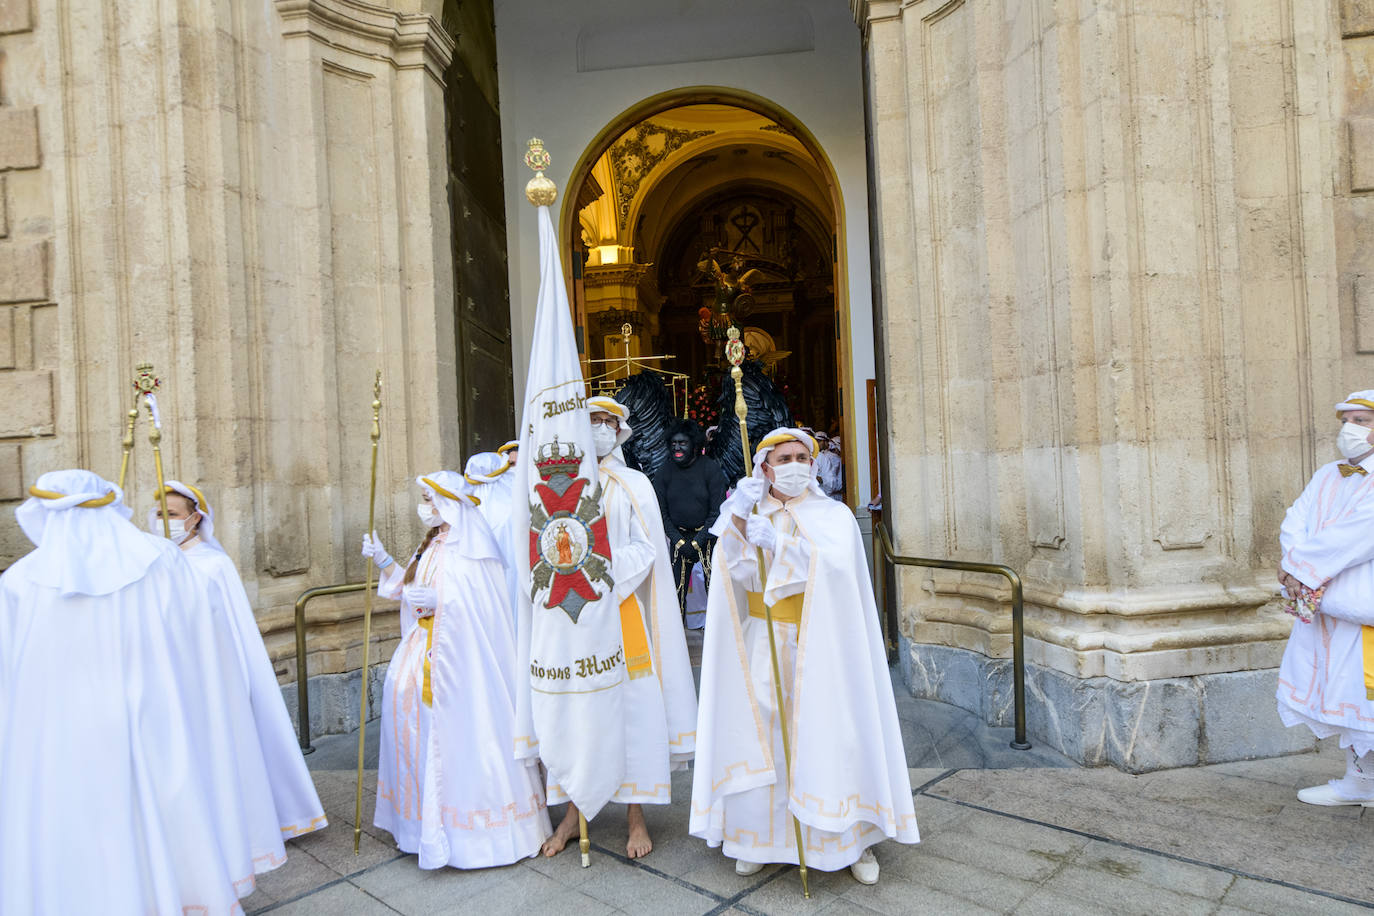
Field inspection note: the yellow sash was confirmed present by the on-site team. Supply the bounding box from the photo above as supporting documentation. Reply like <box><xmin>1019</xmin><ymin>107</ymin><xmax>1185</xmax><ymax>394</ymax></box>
<box><xmin>746</xmin><ymin>591</ymin><xmax>804</xmax><ymax>625</ymax></box>
<box><xmin>619</xmin><ymin>595</ymin><xmax>653</xmax><ymax>680</ymax></box>
<box><xmin>1364</xmin><ymin>626</ymin><xmax>1374</xmax><ymax>701</ymax></box>
<box><xmin>417</xmin><ymin>616</ymin><xmax>435</xmax><ymax>707</ymax></box>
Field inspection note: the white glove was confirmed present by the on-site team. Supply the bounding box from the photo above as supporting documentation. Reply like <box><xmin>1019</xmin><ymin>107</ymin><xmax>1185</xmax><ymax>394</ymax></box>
<box><xmin>403</xmin><ymin>584</ymin><xmax>438</xmax><ymax>612</ymax></box>
<box><xmin>724</xmin><ymin>476</ymin><xmax>767</xmax><ymax>520</ymax></box>
<box><xmin>361</xmin><ymin>530</ymin><xmax>394</xmax><ymax>570</ymax></box>
<box><xmin>745</xmin><ymin>515</ymin><xmax>777</xmax><ymax>552</ymax></box>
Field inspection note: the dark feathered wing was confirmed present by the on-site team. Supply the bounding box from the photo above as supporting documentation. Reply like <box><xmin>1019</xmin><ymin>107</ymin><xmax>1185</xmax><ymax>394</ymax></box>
<box><xmin>613</xmin><ymin>373</ymin><xmax>674</xmax><ymax>478</ymax></box>
<box><xmin>706</xmin><ymin>360</ymin><xmax>793</xmax><ymax>483</ymax></box>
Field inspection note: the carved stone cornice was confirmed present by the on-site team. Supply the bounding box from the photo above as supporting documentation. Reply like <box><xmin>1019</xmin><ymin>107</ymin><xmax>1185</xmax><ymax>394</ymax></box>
<box><xmin>276</xmin><ymin>0</ymin><xmax>456</xmax><ymax>82</ymax></box>
<box><xmin>582</xmin><ymin>262</ymin><xmax>651</xmax><ymax>290</ymax></box>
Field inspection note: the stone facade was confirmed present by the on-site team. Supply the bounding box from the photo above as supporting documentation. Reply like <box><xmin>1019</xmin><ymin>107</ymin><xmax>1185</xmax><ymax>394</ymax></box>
<box><xmin>858</xmin><ymin>0</ymin><xmax>1369</xmax><ymax>768</ymax></box>
<box><xmin>0</xmin><ymin>0</ymin><xmax>473</xmax><ymax>734</ymax></box>
<box><xmin>2</xmin><ymin>0</ymin><xmax>1368</xmax><ymax>765</ymax></box>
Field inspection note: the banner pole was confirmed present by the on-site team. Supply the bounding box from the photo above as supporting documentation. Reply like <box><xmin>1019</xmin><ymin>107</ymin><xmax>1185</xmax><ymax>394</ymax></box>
<box><xmin>354</xmin><ymin>370</ymin><xmax>383</xmax><ymax>855</ymax></box>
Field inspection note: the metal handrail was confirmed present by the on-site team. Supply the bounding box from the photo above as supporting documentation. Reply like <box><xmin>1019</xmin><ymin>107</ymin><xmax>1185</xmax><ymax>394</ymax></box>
<box><xmin>873</xmin><ymin>522</ymin><xmax>1031</xmax><ymax>750</ymax></box>
<box><xmin>293</xmin><ymin>582</ymin><xmax>366</xmax><ymax>753</ymax></box>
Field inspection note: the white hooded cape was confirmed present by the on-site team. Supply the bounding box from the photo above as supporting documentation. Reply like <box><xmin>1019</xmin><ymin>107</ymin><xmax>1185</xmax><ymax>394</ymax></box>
<box><xmin>690</xmin><ymin>453</ymin><xmax>917</xmax><ymax>869</ymax></box>
<box><xmin>1277</xmin><ymin>457</ymin><xmax>1374</xmax><ymax>756</ymax></box>
<box><xmin>1</xmin><ymin>470</ymin><xmax>286</xmax><ymax>915</ymax></box>
<box><xmin>183</xmin><ymin>541</ymin><xmax>327</xmax><ymax>838</ymax></box>
<box><xmin>374</xmin><ymin>472</ymin><xmax>550</xmax><ymax>868</ymax></box>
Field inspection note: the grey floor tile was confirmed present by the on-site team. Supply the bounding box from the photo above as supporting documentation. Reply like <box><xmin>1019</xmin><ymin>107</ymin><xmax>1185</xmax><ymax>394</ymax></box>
<box><xmin>571</xmin><ymin>857</ymin><xmax>718</xmax><ymax>915</ymax></box>
<box><xmin>1041</xmin><ymin>865</ymin><xmax>1221</xmax><ymax>916</ymax></box>
<box><xmin>246</xmin><ymin>848</ymin><xmax>344</xmax><ymax>909</ymax></box>
<box><xmin>267</xmin><ymin>881</ymin><xmax>400</xmax><ymax>916</ymax></box>
<box><xmin>1220</xmin><ymin>876</ymin><xmax>1374</xmax><ymax>916</ymax></box>
<box><xmin>349</xmin><ymin>854</ymin><xmax>523</xmax><ymax>914</ymax></box>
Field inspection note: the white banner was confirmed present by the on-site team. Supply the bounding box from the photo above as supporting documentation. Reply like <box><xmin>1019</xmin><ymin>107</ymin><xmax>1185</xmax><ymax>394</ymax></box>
<box><xmin>511</xmin><ymin>204</ymin><xmax>627</xmax><ymax>820</ymax></box>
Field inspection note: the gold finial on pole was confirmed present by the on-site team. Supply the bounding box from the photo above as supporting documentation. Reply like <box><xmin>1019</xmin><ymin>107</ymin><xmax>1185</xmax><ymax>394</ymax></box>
<box><xmin>128</xmin><ymin>363</ymin><xmax>171</xmax><ymax>538</ymax></box>
<box><xmin>354</xmin><ymin>369</ymin><xmax>383</xmax><ymax>855</ymax></box>
<box><xmin>524</xmin><ymin>138</ymin><xmax>557</xmax><ymax>207</ymax></box>
<box><xmin>726</xmin><ymin>327</ymin><xmax>810</xmax><ymax>898</ymax></box>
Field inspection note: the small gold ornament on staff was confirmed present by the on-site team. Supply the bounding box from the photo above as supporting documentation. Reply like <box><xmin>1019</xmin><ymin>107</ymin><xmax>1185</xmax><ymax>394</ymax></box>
<box><xmin>354</xmin><ymin>370</ymin><xmax>383</xmax><ymax>855</ymax></box>
<box><xmin>118</xmin><ymin>364</ymin><xmax>171</xmax><ymax>536</ymax></box>
<box><xmin>726</xmin><ymin>327</ymin><xmax>810</xmax><ymax>898</ymax></box>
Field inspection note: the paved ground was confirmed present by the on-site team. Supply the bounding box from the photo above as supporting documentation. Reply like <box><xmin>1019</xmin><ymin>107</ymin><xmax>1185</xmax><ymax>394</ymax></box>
<box><xmin>242</xmin><ymin>671</ymin><xmax>1374</xmax><ymax>915</ymax></box>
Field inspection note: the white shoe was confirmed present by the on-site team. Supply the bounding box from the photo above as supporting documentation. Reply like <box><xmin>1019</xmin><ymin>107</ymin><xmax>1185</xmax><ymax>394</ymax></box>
<box><xmin>1296</xmin><ymin>781</ymin><xmax>1374</xmax><ymax>807</ymax></box>
<box><xmin>735</xmin><ymin>859</ymin><xmax>765</xmax><ymax>876</ymax></box>
<box><xmin>850</xmin><ymin>849</ymin><xmax>879</xmax><ymax>885</ymax></box>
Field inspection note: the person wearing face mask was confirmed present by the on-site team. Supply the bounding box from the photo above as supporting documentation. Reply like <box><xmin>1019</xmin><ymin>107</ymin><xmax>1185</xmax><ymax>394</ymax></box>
<box><xmin>539</xmin><ymin>396</ymin><xmax>697</xmax><ymax>861</ymax></box>
<box><xmin>1274</xmin><ymin>390</ymin><xmax>1374</xmax><ymax>807</ymax></box>
<box><xmin>2</xmin><ymin>470</ymin><xmax>287</xmax><ymax>915</ymax></box>
<box><xmin>149</xmin><ymin>481</ymin><xmax>327</xmax><ymax>842</ymax></box>
<box><xmin>360</xmin><ymin>472</ymin><xmax>551</xmax><ymax>868</ymax></box>
<box><xmin>690</xmin><ymin>428</ymin><xmax>918</xmax><ymax>885</ymax></box>
<box><xmin>652</xmin><ymin>418</ymin><xmax>728</xmax><ymax>628</ymax></box>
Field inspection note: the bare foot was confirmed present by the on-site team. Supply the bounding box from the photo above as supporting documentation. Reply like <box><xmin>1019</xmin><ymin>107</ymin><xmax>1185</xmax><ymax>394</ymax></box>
<box><xmin>542</xmin><ymin>804</ymin><xmax>580</xmax><ymax>857</ymax></box>
<box><xmin>626</xmin><ymin>804</ymin><xmax>652</xmax><ymax>859</ymax></box>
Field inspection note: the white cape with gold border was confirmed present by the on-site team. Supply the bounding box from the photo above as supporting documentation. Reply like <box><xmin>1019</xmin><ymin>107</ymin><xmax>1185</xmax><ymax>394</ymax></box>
<box><xmin>689</xmin><ymin>492</ymin><xmax>918</xmax><ymax>870</ymax></box>
<box><xmin>184</xmin><ymin>542</ymin><xmax>327</xmax><ymax>839</ymax></box>
<box><xmin>374</xmin><ymin>538</ymin><xmax>551</xmax><ymax>868</ymax></box>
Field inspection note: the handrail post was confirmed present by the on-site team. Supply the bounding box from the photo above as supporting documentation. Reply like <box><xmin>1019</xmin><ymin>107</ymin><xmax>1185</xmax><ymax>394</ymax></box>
<box><xmin>874</xmin><ymin>523</ymin><xmax>1030</xmax><ymax>751</ymax></box>
<box><xmin>292</xmin><ymin>582</ymin><xmax>367</xmax><ymax>754</ymax></box>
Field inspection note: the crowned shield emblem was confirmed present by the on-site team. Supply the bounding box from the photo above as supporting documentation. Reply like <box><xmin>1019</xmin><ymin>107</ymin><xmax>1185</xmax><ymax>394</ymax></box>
<box><xmin>528</xmin><ymin>436</ymin><xmax>614</xmax><ymax>622</ymax></box>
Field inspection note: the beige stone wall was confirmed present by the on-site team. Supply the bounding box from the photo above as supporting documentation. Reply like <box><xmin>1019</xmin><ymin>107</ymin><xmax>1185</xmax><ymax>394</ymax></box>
<box><xmin>858</xmin><ymin>0</ymin><xmax>1358</xmax><ymax>682</ymax></box>
<box><xmin>0</xmin><ymin>0</ymin><xmax>463</xmax><ymax>683</ymax></box>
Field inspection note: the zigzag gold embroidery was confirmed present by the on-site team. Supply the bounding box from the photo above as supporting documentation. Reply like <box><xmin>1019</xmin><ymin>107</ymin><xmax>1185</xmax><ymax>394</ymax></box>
<box><xmin>279</xmin><ymin>814</ymin><xmax>328</xmax><ymax>837</ymax></box>
<box><xmin>437</xmin><ymin>792</ymin><xmax>546</xmax><ymax>829</ymax></box>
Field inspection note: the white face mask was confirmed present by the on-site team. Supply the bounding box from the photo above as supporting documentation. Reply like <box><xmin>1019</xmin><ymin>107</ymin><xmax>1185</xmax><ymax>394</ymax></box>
<box><xmin>417</xmin><ymin>502</ymin><xmax>441</xmax><ymax>527</ymax></box>
<box><xmin>591</xmin><ymin>424</ymin><xmax>619</xmax><ymax>458</ymax></box>
<box><xmin>149</xmin><ymin>517</ymin><xmax>192</xmax><ymax>544</ymax></box>
<box><xmin>768</xmin><ymin>462</ymin><xmax>813</xmax><ymax>498</ymax></box>
<box><xmin>1338</xmin><ymin>422</ymin><xmax>1373</xmax><ymax>461</ymax></box>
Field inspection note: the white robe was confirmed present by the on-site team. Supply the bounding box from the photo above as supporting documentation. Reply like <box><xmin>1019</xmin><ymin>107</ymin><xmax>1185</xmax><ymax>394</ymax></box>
<box><xmin>545</xmin><ymin>453</ymin><xmax>699</xmax><ymax>807</ymax></box>
<box><xmin>374</xmin><ymin>532</ymin><xmax>551</xmax><ymax>868</ymax></box>
<box><xmin>0</xmin><ymin>541</ymin><xmax>286</xmax><ymax>915</ymax></box>
<box><xmin>1277</xmin><ymin>457</ymin><xmax>1374</xmax><ymax>756</ymax></box>
<box><xmin>183</xmin><ymin>541</ymin><xmax>327</xmax><ymax>838</ymax></box>
<box><xmin>690</xmin><ymin>489</ymin><xmax>918</xmax><ymax>871</ymax></box>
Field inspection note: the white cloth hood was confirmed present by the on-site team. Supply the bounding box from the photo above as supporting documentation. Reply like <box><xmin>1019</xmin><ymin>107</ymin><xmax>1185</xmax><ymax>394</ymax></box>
<box><xmin>1335</xmin><ymin>389</ymin><xmax>1374</xmax><ymax>414</ymax></box>
<box><xmin>464</xmin><ymin>451</ymin><xmax>512</xmax><ymax>485</ymax></box>
<box><xmin>750</xmin><ymin>426</ymin><xmax>824</xmax><ymax>496</ymax></box>
<box><xmin>147</xmin><ymin>479</ymin><xmax>223</xmax><ymax>552</ymax></box>
<box><xmin>417</xmin><ymin>471</ymin><xmax>502</xmax><ymax>562</ymax></box>
<box><xmin>13</xmin><ymin>468</ymin><xmax>166</xmax><ymax>597</ymax></box>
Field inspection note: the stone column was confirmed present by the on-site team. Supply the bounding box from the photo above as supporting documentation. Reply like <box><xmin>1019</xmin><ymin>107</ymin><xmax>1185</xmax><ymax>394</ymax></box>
<box><xmin>858</xmin><ymin>0</ymin><xmax>1347</xmax><ymax>770</ymax></box>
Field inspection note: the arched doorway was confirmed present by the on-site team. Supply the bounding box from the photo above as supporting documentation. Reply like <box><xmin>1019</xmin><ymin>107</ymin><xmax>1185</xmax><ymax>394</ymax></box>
<box><xmin>561</xmin><ymin>92</ymin><xmax>852</xmax><ymax>498</ymax></box>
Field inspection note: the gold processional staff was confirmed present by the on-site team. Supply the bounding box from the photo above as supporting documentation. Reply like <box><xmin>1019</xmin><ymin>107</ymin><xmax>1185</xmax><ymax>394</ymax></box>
<box><xmin>117</xmin><ymin>363</ymin><xmax>172</xmax><ymax>537</ymax></box>
<box><xmin>354</xmin><ymin>371</ymin><xmax>383</xmax><ymax>855</ymax></box>
<box><xmin>727</xmin><ymin>327</ymin><xmax>810</xmax><ymax>899</ymax></box>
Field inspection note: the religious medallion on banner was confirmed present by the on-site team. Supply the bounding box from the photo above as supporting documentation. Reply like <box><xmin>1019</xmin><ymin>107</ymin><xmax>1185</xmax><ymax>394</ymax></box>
<box><xmin>529</xmin><ymin>437</ymin><xmax>613</xmax><ymax>622</ymax></box>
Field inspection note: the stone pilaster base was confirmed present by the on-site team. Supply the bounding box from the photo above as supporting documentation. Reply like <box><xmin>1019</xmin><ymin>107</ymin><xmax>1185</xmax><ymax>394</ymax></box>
<box><xmin>279</xmin><ymin>662</ymin><xmax>389</xmax><ymax>748</ymax></box>
<box><xmin>900</xmin><ymin>638</ymin><xmax>1316</xmax><ymax>773</ymax></box>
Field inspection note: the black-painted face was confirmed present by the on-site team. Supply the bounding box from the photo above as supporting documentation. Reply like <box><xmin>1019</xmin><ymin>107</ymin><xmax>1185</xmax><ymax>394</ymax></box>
<box><xmin>670</xmin><ymin>432</ymin><xmax>695</xmax><ymax>467</ymax></box>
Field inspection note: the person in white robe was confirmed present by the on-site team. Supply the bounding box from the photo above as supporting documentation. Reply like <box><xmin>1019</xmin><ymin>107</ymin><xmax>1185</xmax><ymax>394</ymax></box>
<box><xmin>813</xmin><ymin>432</ymin><xmax>844</xmax><ymax>501</ymax></box>
<box><xmin>540</xmin><ymin>395</ymin><xmax>698</xmax><ymax>860</ymax></box>
<box><xmin>465</xmin><ymin>451</ymin><xmax>521</xmax><ymax>630</ymax></box>
<box><xmin>690</xmin><ymin>428</ymin><xmax>918</xmax><ymax>885</ymax></box>
<box><xmin>147</xmin><ymin>480</ymin><xmax>327</xmax><ymax>839</ymax></box>
<box><xmin>361</xmin><ymin>471</ymin><xmax>551</xmax><ymax>867</ymax></box>
<box><xmin>1</xmin><ymin>469</ymin><xmax>287</xmax><ymax>915</ymax></box>
<box><xmin>1276</xmin><ymin>390</ymin><xmax>1374</xmax><ymax>805</ymax></box>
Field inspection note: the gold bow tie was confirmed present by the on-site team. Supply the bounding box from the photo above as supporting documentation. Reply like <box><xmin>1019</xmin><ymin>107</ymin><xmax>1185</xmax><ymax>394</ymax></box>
<box><xmin>1339</xmin><ymin>463</ymin><xmax>1368</xmax><ymax>477</ymax></box>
